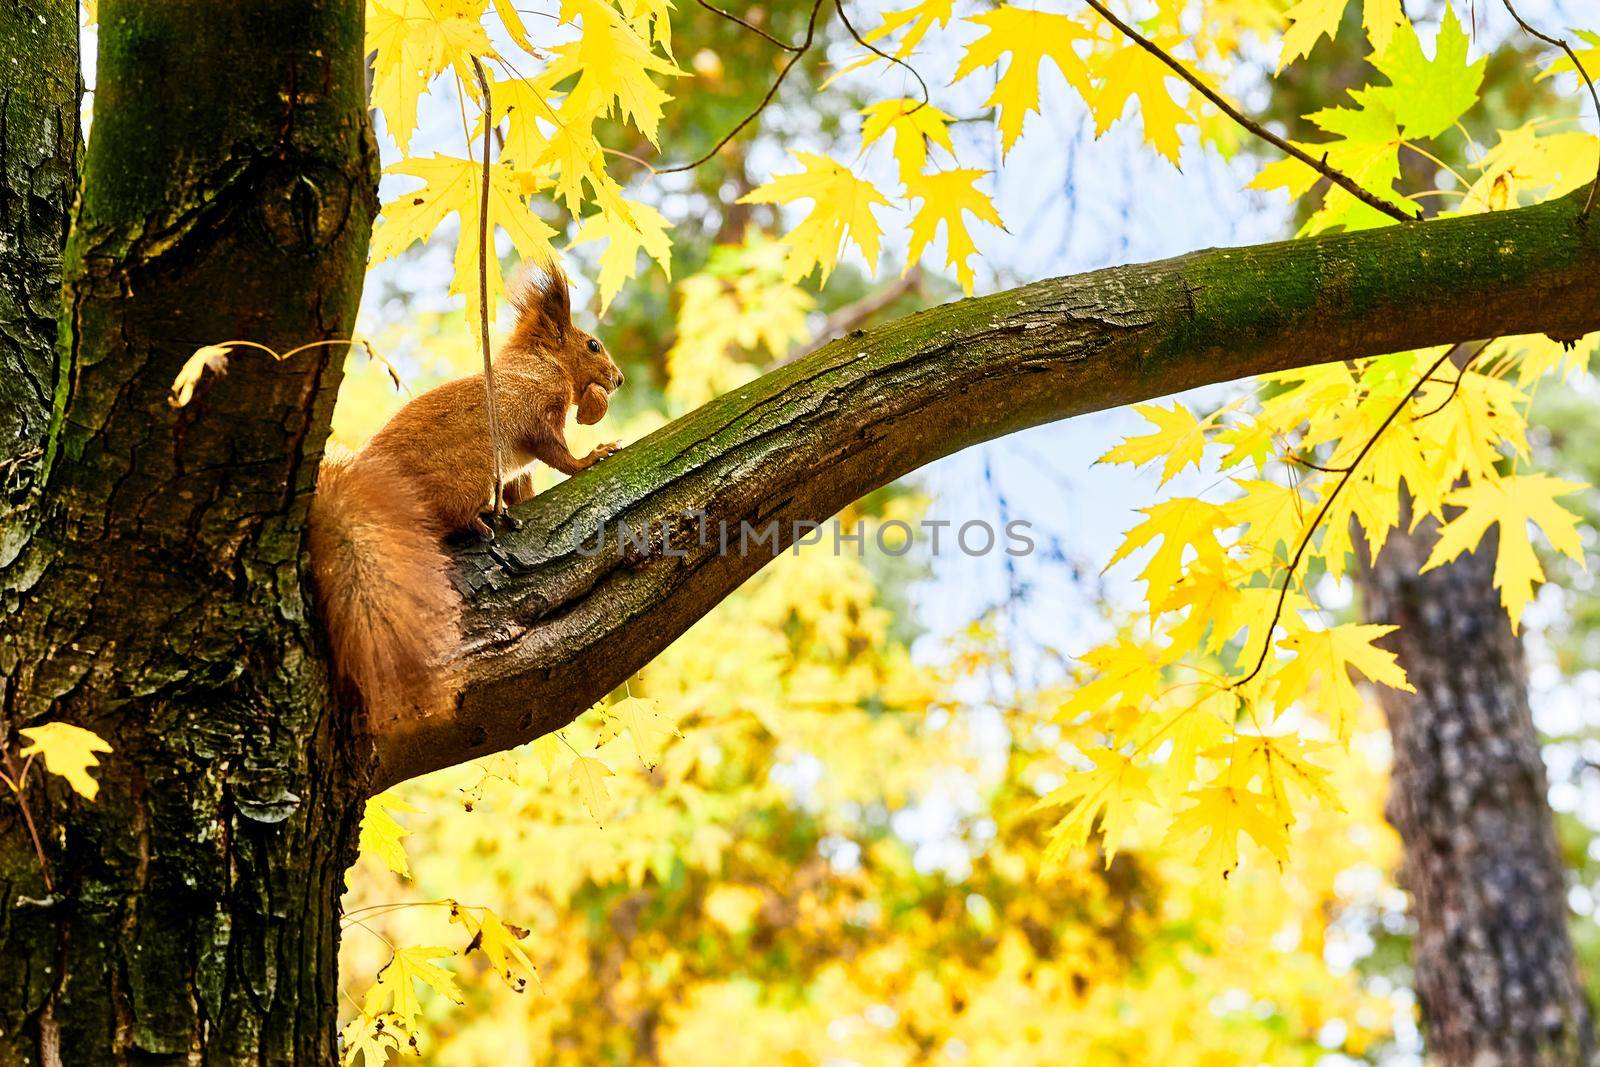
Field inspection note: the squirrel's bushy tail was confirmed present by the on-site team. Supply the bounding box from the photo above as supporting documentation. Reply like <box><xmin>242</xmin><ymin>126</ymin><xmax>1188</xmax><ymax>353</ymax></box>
<box><xmin>308</xmin><ymin>454</ymin><xmax>460</xmax><ymax>728</ymax></box>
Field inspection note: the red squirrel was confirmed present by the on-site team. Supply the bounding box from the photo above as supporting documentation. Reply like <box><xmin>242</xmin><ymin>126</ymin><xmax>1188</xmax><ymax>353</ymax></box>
<box><xmin>308</xmin><ymin>267</ymin><xmax>623</xmax><ymax>727</ymax></box>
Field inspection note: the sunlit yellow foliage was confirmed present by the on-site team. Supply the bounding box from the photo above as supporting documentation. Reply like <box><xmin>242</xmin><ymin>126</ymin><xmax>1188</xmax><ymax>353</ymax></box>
<box><xmin>663</xmin><ymin>236</ymin><xmax>814</xmax><ymax>410</ymax></box>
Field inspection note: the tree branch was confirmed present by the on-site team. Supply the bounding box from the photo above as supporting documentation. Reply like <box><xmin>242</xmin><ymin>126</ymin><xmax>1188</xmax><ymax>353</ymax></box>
<box><xmin>1080</xmin><ymin>0</ymin><xmax>1416</xmax><ymax>224</ymax></box>
<box><xmin>787</xmin><ymin>266</ymin><xmax>924</xmax><ymax>363</ymax></box>
<box><xmin>371</xmin><ymin>186</ymin><xmax>1600</xmax><ymax>791</ymax></box>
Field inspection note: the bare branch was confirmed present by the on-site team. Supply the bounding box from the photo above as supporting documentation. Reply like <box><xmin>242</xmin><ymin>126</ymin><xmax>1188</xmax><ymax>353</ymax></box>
<box><xmin>1080</xmin><ymin>0</ymin><xmax>1418</xmax><ymax>224</ymax></box>
<box><xmin>470</xmin><ymin>56</ymin><xmax>507</xmax><ymax>517</ymax></box>
<box><xmin>1502</xmin><ymin>0</ymin><xmax>1600</xmax><ymax>222</ymax></box>
<box><xmin>832</xmin><ymin>0</ymin><xmax>930</xmax><ymax>108</ymax></box>
<box><xmin>371</xmin><ymin>187</ymin><xmax>1600</xmax><ymax>791</ymax></box>
<box><xmin>655</xmin><ymin>0</ymin><xmax>827</xmax><ymax>174</ymax></box>
<box><xmin>1233</xmin><ymin>340</ymin><xmax>1488</xmax><ymax>691</ymax></box>
<box><xmin>693</xmin><ymin>0</ymin><xmax>804</xmax><ymax>52</ymax></box>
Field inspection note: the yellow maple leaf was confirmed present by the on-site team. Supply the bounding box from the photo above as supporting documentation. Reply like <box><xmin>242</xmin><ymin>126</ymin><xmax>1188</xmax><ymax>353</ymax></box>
<box><xmin>450</xmin><ymin>904</ymin><xmax>539</xmax><ymax>991</ymax></box>
<box><xmin>953</xmin><ymin>7</ymin><xmax>1094</xmax><ymax>155</ymax></box>
<box><xmin>359</xmin><ymin>791</ymin><xmax>421</xmax><ymax>878</ymax></box>
<box><xmin>1105</xmin><ymin>497</ymin><xmax>1230</xmax><ymax>611</ymax></box>
<box><xmin>1037</xmin><ymin>748</ymin><xmax>1156</xmax><ymax>865</ymax></box>
<box><xmin>1224</xmin><ymin>478</ymin><xmax>1310</xmax><ymax>571</ymax></box>
<box><xmin>1463</xmin><ymin>126</ymin><xmax>1600</xmax><ymax>214</ymax></box>
<box><xmin>826</xmin><ymin>0</ymin><xmax>959</xmax><ymax>83</ymax></box>
<box><xmin>1158</xmin><ymin>557</ymin><xmax>1244</xmax><ymax>653</ymax></box>
<box><xmin>903</xmin><ymin>169</ymin><xmax>1003</xmax><ymax>295</ymax></box>
<box><xmin>1210</xmin><ymin>734</ymin><xmax>1342</xmax><ymax>820</ymax></box>
<box><xmin>562</xmin><ymin>754</ymin><xmax>615</xmax><ymax>823</ymax></box>
<box><xmin>1312</xmin><ymin>460</ymin><xmax>1405</xmax><ymax>581</ymax></box>
<box><xmin>481</xmin><ymin>74</ymin><xmax>556</xmax><ymax>169</ymax></box>
<box><xmin>1098</xmin><ymin>402</ymin><xmax>1208</xmax><ymax>486</ymax></box>
<box><xmin>1536</xmin><ymin>29</ymin><xmax>1600</xmax><ymax>85</ymax></box>
<box><xmin>544</xmin><ymin>0</ymin><xmax>683</xmax><ymax>145</ymax></box>
<box><xmin>616</xmin><ymin>0</ymin><xmax>674</xmax><ymax>51</ymax></box>
<box><xmin>1060</xmin><ymin>634</ymin><xmax>1175</xmax><ymax>722</ymax></box>
<box><xmin>1422</xmin><ymin>473</ymin><xmax>1587</xmax><ymax>630</ymax></box>
<box><xmin>1167</xmin><ymin>784</ymin><xmax>1289</xmax><ymax>876</ymax></box>
<box><xmin>340</xmin><ymin>1013</ymin><xmax>404</xmax><ymax>1067</ymax></box>
<box><xmin>367</xmin><ymin>0</ymin><xmax>491</xmax><ymax>152</ymax></box>
<box><xmin>17</xmin><ymin>722</ymin><xmax>113</xmax><ymax>801</ymax></box>
<box><xmin>1155</xmin><ymin>692</ymin><xmax>1236</xmax><ymax>795</ymax></box>
<box><xmin>1278</xmin><ymin>0</ymin><xmax>1346</xmax><ymax>70</ymax></box>
<box><xmin>860</xmin><ymin>99</ymin><xmax>956</xmax><ymax>184</ymax></box>
<box><xmin>530</xmin><ymin>733</ymin><xmax>567</xmax><ymax>783</ymax></box>
<box><xmin>491</xmin><ymin>0</ymin><xmax>532</xmax><ymax>49</ymax></box>
<box><xmin>738</xmin><ymin>154</ymin><xmax>891</xmax><ymax>283</ymax></box>
<box><xmin>1273</xmin><ymin>622</ymin><xmax>1413</xmax><ymax>739</ymax></box>
<box><xmin>370</xmin><ymin>155</ymin><xmax>558</xmax><ymax>350</ymax></box>
<box><xmin>595</xmin><ymin>696</ymin><xmax>681</xmax><ymax>769</ymax></box>
<box><xmin>1362</xmin><ymin>0</ymin><xmax>1404</xmax><ymax>54</ymax></box>
<box><xmin>1091</xmin><ymin>41</ymin><xmax>1193</xmax><ymax>165</ymax></box>
<box><xmin>571</xmin><ymin>199</ymin><xmax>673</xmax><ymax>311</ymax></box>
<box><xmin>168</xmin><ymin>345</ymin><xmax>233</xmax><ymax>409</ymax></box>
<box><xmin>863</xmin><ymin>0</ymin><xmax>957</xmax><ymax>57</ymax></box>
<box><xmin>537</xmin><ymin>112</ymin><xmax>613</xmax><ymax>217</ymax></box>
<box><xmin>1410</xmin><ymin>370</ymin><xmax>1529</xmax><ymax>486</ymax></box>
<box><xmin>361</xmin><ymin>946</ymin><xmax>464</xmax><ymax>1039</ymax></box>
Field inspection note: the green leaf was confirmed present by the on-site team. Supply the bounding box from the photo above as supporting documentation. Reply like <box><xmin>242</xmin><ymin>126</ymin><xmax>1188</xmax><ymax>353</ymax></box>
<box><xmin>1367</xmin><ymin>6</ymin><xmax>1484</xmax><ymax>139</ymax></box>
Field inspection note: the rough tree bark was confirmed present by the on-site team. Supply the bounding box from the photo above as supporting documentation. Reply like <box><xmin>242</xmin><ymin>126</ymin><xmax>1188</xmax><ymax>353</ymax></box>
<box><xmin>0</xmin><ymin>0</ymin><xmax>76</xmax><ymax>506</ymax></box>
<box><xmin>1360</xmin><ymin>524</ymin><xmax>1596</xmax><ymax>1065</ymax></box>
<box><xmin>0</xmin><ymin>0</ymin><xmax>376</xmax><ymax>1062</ymax></box>
<box><xmin>2</xmin><ymin>2</ymin><xmax>1600</xmax><ymax>1061</ymax></box>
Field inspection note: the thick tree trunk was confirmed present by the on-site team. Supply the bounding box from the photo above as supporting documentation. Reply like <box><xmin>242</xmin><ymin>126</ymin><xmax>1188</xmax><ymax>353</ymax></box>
<box><xmin>0</xmin><ymin>1</ymin><xmax>376</xmax><ymax>1063</ymax></box>
<box><xmin>0</xmin><ymin>0</ymin><xmax>77</xmax><ymax>508</ymax></box>
<box><xmin>1359</xmin><ymin>523</ymin><xmax>1595</xmax><ymax>1065</ymax></box>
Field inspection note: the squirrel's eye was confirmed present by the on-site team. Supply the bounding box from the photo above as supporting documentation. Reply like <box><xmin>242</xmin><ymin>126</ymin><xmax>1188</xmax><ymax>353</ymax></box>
<box><xmin>587</xmin><ymin>338</ymin><xmax>601</xmax><ymax>353</ymax></box>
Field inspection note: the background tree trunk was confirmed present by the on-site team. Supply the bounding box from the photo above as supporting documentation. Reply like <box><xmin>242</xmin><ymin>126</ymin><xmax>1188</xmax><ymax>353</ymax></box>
<box><xmin>0</xmin><ymin>1</ymin><xmax>376</xmax><ymax>1062</ymax></box>
<box><xmin>1359</xmin><ymin>523</ymin><xmax>1595</xmax><ymax>1065</ymax></box>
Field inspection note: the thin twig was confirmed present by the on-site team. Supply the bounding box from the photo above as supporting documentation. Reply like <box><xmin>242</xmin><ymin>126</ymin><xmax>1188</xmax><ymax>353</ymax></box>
<box><xmin>1283</xmin><ymin>342</ymin><xmax>1491</xmax><ymax>476</ymax></box>
<box><xmin>0</xmin><ymin>447</ymin><xmax>43</xmax><ymax>476</ymax></box>
<box><xmin>832</xmin><ymin>0</ymin><xmax>930</xmax><ymax>108</ymax></box>
<box><xmin>694</xmin><ymin>0</ymin><xmax>803</xmax><ymax>51</ymax></box>
<box><xmin>1284</xmin><ymin>453</ymin><xmax>1352</xmax><ymax>475</ymax></box>
<box><xmin>1233</xmin><ymin>343</ymin><xmax>1466</xmax><ymax>689</ymax></box>
<box><xmin>1414</xmin><ymin>340</ymin><xmax>1493</xmax><ymax>418</ymax></box>
<box><xmin>1502</xmin><ymin>0</ymin><xmax>1600</xmax><ymax>221</ymax></box>
<box><xmin>656</xmin><ymin>0</ymin><xmax>826</xmax><ymax>174</ymax></box>
<box><xmin>470</xmin><ymin>55</ymin><xmax>507</xmax><ymax>519</ymax></box>
<box><xmin>785</xmin><ymin>266</ymin><xmax>924</xmax><ymax>364</ymax></box>
<box><xmin>1080</xmin><ymin>0</ymin><xmax>1416</xmax><ymax>224</ymax></box>
<box><xmin>2</xmin><ymin>750</ymin><xmax>52</xmax><ymax>891</ymax></box>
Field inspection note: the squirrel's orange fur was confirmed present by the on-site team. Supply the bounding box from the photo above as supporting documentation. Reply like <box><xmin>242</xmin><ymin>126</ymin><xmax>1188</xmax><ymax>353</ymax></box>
<box><xmin>309</xmin><ymin>268</ymin><xmax>623</xmax><ymax>728</ymax></box>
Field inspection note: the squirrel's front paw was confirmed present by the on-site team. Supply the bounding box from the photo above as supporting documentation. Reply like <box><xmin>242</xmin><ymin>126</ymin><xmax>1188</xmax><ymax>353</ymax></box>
<box><xmin>590</xmin><ymin>442</ymin><xmax>620</xmax><ymax>462</ymax></box>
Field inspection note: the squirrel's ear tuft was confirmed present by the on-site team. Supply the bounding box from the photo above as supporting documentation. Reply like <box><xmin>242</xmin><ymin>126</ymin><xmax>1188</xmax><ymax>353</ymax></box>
<box><xmin>511</xmin><ymin>261</ymin><xmax>572</xmax><ymax>340</ymax></box>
